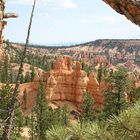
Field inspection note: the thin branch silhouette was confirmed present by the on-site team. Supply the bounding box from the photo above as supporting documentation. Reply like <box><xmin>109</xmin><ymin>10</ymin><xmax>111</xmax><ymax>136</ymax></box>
<box><xmin>2</xmin><ymin>0</ymin><xmax>37</xmax><ymax>139</ymax></box>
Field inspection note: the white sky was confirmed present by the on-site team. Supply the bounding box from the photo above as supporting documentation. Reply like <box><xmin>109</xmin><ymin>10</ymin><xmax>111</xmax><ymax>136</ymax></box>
<box><xmin>4</xmin><ymin>0</ymin><xmax>140</xmax><ymax>45</ymax></box>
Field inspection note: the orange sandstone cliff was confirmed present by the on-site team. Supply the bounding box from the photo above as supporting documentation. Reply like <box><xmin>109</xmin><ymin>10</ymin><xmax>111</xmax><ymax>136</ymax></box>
<box><xmin>19</xmin><ymin>56</ymin><xmax>106</xmax><ymax>113</ymax></box>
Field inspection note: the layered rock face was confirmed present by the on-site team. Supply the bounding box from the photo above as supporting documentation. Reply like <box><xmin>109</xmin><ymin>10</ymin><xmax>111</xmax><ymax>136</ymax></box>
<box><xmin>46</xmin><ymin>56</ymin><xmax>107</xmax><ymax>109</ymax></box>
<box><xmin>103</xmin><ymin>0</ymin><xmax>140</xmax><ymax>26</ymax></box>
<box><xmin>87</xmin><ymin>73</ymin><xmax>105</xmax><ymax>109</ymax></box>
<box><xmin>46</xmin><ymin>56</ymin><xmax>89</xmax><ymax>108</ymax></box>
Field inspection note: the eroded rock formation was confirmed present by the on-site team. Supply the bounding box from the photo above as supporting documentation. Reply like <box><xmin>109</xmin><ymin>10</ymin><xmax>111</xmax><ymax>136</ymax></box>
<box><xmin>19</xmin><ymin>56</ymin><xmax>106</xmax><ymax>112</ymax></box>
<box><xmin>45</xmin><ymin>56</ymin><xmax>89</xmax><ymax>108</ymax></box>
<box><xmin>103</xmin><ymin>0</ymin><xmax>140</xmax><ymax>26</ymax></box>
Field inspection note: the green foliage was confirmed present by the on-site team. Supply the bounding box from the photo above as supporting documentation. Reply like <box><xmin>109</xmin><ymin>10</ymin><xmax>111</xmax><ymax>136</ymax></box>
<box><xmin>82</xmin><ymin>63</ymin><xmax>93</xmax><ymax>76</ymax></box>
<box><xmin>47</xmin><ymin>126</ymin><xmax>71</xmax><ymax>140</ymax></box>
<box><xmin>97</xmin><ymin>64</ymin><xmax>105</xmax><ymax>83</ymax></box>
<box><xmin>12</xmin><ymin>49</ymin><xmax>53</xmax><ymax>72</ymax></box>
<box><xmin>46</xmin><ymin>100</ymin><xmax>140</xmax><ymax>140</ymax></box>
<box><xmin>80</xmin><ymin>92</ymin><xmax>96</xmax><ymax>122</ymax></box>
<box><xmin>108</xmin><ymin>67</ymin><xmax>130</xmax><ymax>94</ymax></box>
<box><xmin>102</xmin><ymin>67</ymin><xmax>130</xmax><ymax>118</ymax></box>
<box><xmin>33</xmin><ymin>79</ymin><xmax>48</xmax><ymax>140</ymax></box>
<box><xmin>24</xmin><ymin>72</ymin><xmax>31</xmax><ymax>83</ymax></box>
<box><xmin>84</xmin><ymin>123</ymin><xmax>112</xmax><ymax>140</ymax></box>
<box><xmin>108</xmin><ymin>100</ymin><xmax>140</xmax><ymax>140</ymax></box>
<box><xmin>0</xmin><ymin>83</ymin><xmax>25</xmax><ymax>139</ymax></box>
<box><xmin>47</xmin><ymin>123</ymin><xmax>112</xmax><ymax>140</ymax></box>
<box><xmin>127</xmin><ymin>87</ymin><xmax>140</xmax><ymax>103</ymax></box>
<box><xmin>29</xmin><ymin>111</ymin><xmax>37</xmax><ymax>140</ymax></box>
<box><xmin>29</xmin><ymin>79</ymin><xmax>70</xmax><ymax>139</ymax></box>
<box><xmin>12</xmin><ymin>103</ymin><xmax>25</xmax><ymax>137</ymax></box>
<box><xmin>23</xmin><ymin>89</ymin><xmax>28</xmax><ymax>109</ymax></box>
<box><xmin>20</xmin><ymin>74</ymin><xmax>24</xmax><ymax>84</ymax></box>
<box><xmin>48</xmin><ymin>106</ymin><xmax>70</xmax><ymax>127</ymax></box>
<box><xmin>30</xmin><ymin>66</ymin><xmax>35</xmax><ymax>82</ymax></box>
<box><xmin>68</xmin><ymin>124</ymin><xmax>86</xmax><ymax>140</ymax></box>
<box><xmin>0</xmin><ymin>84</ymin><xmax>13</xmax><ymax>120</ymax></box>
<box><xmin>1</xmin><ymin>53</ymin><xmax>9</xmax><ymax>83</ymax></box>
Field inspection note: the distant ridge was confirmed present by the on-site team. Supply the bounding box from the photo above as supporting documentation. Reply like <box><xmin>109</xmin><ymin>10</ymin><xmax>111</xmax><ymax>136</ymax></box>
<box><xmin>11</xmin><ymin>39</ymin><xmax>140</xmax><ymax>49</ymax></box>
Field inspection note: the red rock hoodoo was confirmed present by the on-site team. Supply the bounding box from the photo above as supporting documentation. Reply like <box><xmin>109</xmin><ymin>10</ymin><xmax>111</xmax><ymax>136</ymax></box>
<box><xmin>20</xmin><ymin>56</ymin><xmax>106</xmax><ymax>112</ymax></box>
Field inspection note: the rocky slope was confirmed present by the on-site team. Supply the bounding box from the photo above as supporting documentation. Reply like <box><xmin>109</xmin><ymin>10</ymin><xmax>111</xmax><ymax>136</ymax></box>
<box><xmin>12</xmin><ymin>39</ymin><xmax>140</xmax><ymax>79</ymax></box>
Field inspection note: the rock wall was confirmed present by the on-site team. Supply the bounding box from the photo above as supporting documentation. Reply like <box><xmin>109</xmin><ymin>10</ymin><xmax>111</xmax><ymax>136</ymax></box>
<box><xmin>46</xmin><ymin>56</ymin><xmax>89</xmax><ymax>108</ymax></box>
<box><xmin>20</xmin><ymin>56</ymin><xmax>106</xmax><ymax>112</ymax></box>
<box><xmin>103</xmin><ymin>0</ymin><xmax>140</xmax><ymax>26</ymax></box>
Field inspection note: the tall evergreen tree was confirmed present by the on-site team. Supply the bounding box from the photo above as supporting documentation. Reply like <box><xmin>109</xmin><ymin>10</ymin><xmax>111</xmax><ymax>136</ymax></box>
<box><xmin>1</xmin><ymin>52</ymin><xmax>9</xmax><ymax>83</ymax></box>
<box><xmin>33</xmin><ymin>79</ymin><xmax>48</xmax><ymax>140</ymax></box>
<box><xmin>24</xmin><ymin>72</ymin><xmax>31</xmax><ymax>83</ymax></box>
<box><xmin>23</xmin><ymin>89</ymin><xmax>28</xmax><ymax>110</ymax></box>
<box><xmin>20</xmin><ymin>74</ymin><xmax>24</xmax><ymax>84</ymax></box>
<box><xmin>30</xmin><ymin>66</ymin><xmax>35</xmax><ymax>82</ymax></box>
<box><xmin>81</xmin><ymin>63</ymin><xmax>93</xmax><ymax>76</ymax></box>
<box><xmin>0</xmin><ymin>84</ymin><xmax>24</xmax><ymax>139</ymax></box>
<box><xmin>102</xmin><ymin>67</ymin><xmax>130</xmax><ymax>118</ymax></box>
<box><xmin>97</xmin><ymin>64</ymin><xmax>104</xmax><ymax>84</ymax></box>
<box><xmin>80</xmin><ymin>92</ymin><xmax>95</xmax><ymax>123</ymax></box>
<box><xmin>29</xmin><ymin>111</ymin><xmax>36</xmax><ymax>140</ymax></box>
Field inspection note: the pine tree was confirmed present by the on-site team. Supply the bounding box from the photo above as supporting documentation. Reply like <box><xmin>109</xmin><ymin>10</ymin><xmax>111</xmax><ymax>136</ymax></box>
<box><xmin>103</xmin><ymin>67</ymin><xmax>130</xmax><ymax>118</ymax></box>
<box><xmin>62</xmin><ymin>105</ymin><xmax>69</xmax><ymax>126</ymax></box>
<box><xmin>23</xmin><ymin>89</ymin><xmax>28</xmax><ymax>110</ymax></box>
<box><xmin>82</xmin><ymin>63</ymin><xmax>93</xmax><ymax>76</ymax></box>
<box><xmin>97</xmin><ymin>64</ymin><xmax>104</xmax><ymax>84</ymax></box>
<box><xmin>33</xmin><ymin>79</ymin><xmax>48</xmax><ymax>140</ymax></box>
<box><xmin>24</xmin><ymin>72</ymin><xmax>31</xmax><ymax>83</ymax></box>
<box><xmin>30</xmin><ymin>66</ymin><xmax>35</xmax><ymax>82</ymax></box>
<box><xmin>1</xmin><ymin>52</ymin><xmax>9</xmax><ymax>83</ymax></box>
<box><xmin>20</xmin><ymin>74</ymin><xmax>24</xmax><ymax>84</ymax></box>
<box><xmin>9</xmin><ymin>65</ymin><xmax>13</xmax><ymax>83</ymax></box>
<box><xmin>80</xmin><ymin>92</ymin><xmax>95</xmax><ymax>123</ymax></box>
<box><xmin>0</xmin><ymin>84</ymin><xmax>13</xmax><ymax>120</ymax></box>
<box><xmin>108</xmin><ymin>99</ymin><xmax>140</xmax><ymax>140</ymax></box>
<box><xmin>29</xmin><ymin>111</ymin><xmax>36</xmax><ymax>140</ymax></box>
<box><xmin>127</xmin><ymin>86</ymin><xmax>140</xmax><ymax>103</ymax></box>
<box><xmin>0</xmin><ymin>84</ymin><xmax>24</xmax><ymax>139</ymax></box>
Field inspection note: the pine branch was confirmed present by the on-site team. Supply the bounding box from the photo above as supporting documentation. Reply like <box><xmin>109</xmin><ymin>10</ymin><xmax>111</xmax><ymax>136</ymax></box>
<box><xmin>2</xmin><ymin>0</ymin><xmax>37</xmax><ymax>139</ymax></box>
